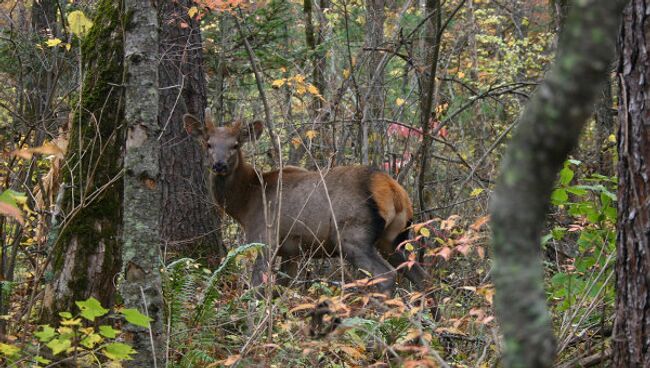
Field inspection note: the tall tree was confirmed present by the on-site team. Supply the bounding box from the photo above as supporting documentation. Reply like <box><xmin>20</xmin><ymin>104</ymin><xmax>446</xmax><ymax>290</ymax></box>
<box><xmin>613</xmin><ymin>1</ymin><xmax>650</xmax><ymax>366</ymax></box>
<box><xmin>159</xmin><ymin>0</ymin><xmax>224</xmax><ymax>262</ymax></box>
<box><xmin>489</xmin><ymin>0</ymin><xmax>626</xmax><ymax>366</ymax></box>
<box><xmin>41</xmin><ymin>0</ymin><xmax>124</xmax><ymax>322</ymax></box>
<box><xmin>122</xmin><ymin>0</ymin><xmax>165</xmax><ymax>365</ymax></box>
<box><xmin>417</xmin><ymin>0</ymin><xmax>441</xmax><ymax>212</ymax></box>
<box><xmin>361</xmin><ymin>0</ymin><xmax>385</xmax><ymax>165</ymax></box>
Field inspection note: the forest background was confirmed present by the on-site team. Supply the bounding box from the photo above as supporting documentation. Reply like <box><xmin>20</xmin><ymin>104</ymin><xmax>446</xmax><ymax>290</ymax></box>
<box><xmin>0</xmin><ymin>0</ymin><xmax>646</xmax><ymax>367</ymax></box>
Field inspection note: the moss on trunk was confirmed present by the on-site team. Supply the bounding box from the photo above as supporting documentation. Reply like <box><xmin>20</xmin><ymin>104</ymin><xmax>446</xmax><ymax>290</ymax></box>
<box><xmin>42</xmin><ymin>0</ymin><xmax>125</xmax><ymax>322</ymax></box>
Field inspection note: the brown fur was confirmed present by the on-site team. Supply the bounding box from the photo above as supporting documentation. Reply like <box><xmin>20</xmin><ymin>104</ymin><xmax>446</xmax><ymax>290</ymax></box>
<box><xmin>184</xmin><ymin>113</ymin><xmax>433</xmax><ymax>298</ymax></box>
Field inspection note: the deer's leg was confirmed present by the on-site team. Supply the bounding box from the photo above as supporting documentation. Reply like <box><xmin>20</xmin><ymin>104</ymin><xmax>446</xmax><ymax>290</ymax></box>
<box><xmin>342</xmin><ymin>231</ymin><xmax>396</xmax><ymax>295</ymax></box>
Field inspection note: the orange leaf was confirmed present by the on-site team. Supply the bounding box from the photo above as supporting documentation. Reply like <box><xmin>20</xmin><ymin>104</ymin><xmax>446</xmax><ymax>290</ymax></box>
<box><xmin>0</xmin><ymin>202</ymin><xmax>24</xmax><ymax>225</ymax></box>
<box><xmin>470</xmin><ymin>215</ymin><xmax>490</xmax><ymax>231</ymax></box>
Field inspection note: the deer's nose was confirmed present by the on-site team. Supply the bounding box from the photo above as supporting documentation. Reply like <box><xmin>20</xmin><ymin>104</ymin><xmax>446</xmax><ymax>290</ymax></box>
<box><xmin>212</xmin><ymin>161</ymin><xmax>229</xmax><ymax>174</ymax></box>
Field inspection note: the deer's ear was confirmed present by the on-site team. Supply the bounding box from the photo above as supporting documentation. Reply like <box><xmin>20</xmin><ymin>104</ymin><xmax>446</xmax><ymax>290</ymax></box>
<box><xmin>239</xmin><ymin>120</ymin><xmax>264</xmax><ymax>143</ymax></box>
<box><xmin>183</xmin><ymin>114</ymin><xmax>205</xmax><ymax>139</ymax></box>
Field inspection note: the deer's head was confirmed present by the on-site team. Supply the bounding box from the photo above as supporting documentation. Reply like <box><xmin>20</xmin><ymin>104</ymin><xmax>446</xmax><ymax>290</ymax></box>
<box><xmin>184</xmin><ymin>113</ymin><xmax>263</xmax><ymax>176</ymax></box>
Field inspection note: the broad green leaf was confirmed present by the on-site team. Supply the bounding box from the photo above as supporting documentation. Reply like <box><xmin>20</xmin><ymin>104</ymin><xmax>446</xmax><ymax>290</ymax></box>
<box><xmin>58</xmin><ymin>311</ymin><xmax>72</xmax><ymax>319</ymax></box>
<box><xmin>0</xmin><ymin>342</ymin><xmax>20</xmax><ymax>356</ymax></box>
<box><xmin>551</xmin><ymin>188</ymin><xmax>568</xmax><ymax>205</ymax></box>
<box><xmin>35</xmin><ymin>325</ymin><xmax>56</xmax><ymax>342</ymax></box>
<box><xmin>76</xmin><ymin>297</ymin><xmax>109</xmax><ymax>321</ymax></box>
<box><xmin>121</xmin><ymin>308</ymin><xmax>152</xmax><ymax>328</ymax></box>
<box><xmin>559</xmin><ymin>166</ymin><xmax>574</xmax><ymax>186</ymax></box>
<box><xmin>103</xmin><ymin>342</ymin><xmax>136</xmax><ymax>361</ymax></box>
<box><xmin>99</xmin><ymin>325</ymin><xmax>120</xmax><ymax>338</ymax></box>
<box><xmin>35</xmin><ymin>356</ymin><xmax>52</xmax><ymax>364</ymax></box>
<box><xmin>47</xmin><ymin>337</ymin><xmax>71</xmax><ymax>355</ymax></box>
<box><xmin>67</xmin><ymin>10</ymin><xmax>93</xmax><ymax>37</ymax></box>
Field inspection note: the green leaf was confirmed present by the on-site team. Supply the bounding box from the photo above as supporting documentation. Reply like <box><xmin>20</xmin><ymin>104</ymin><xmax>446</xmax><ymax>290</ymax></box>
<box><xmin>47</xmin><ymin>337</ymin><xmax>71</xmax><ymax>355</ymax></box>
<box><xmin>99</xmin><ymin>325</ymin><xmax>120</xmax><ymax>338</ymax></box>
<box><xmin>103</xmin><ymin>342</ymin><xmax>136</xmax><ymax>361</ymax></box>
<box><xmin>35</xmin><ymin>325</ymin><xmax>56</xmax><ymax>342</ymax></box>
<box><xmin>58</xmin><ymin>311</ymin><xmax>72</xmax><ymax>319</ymax></box>
<box><xmin>34</xmin><ymin>356</ymin><xmax>52</xmax><ymax>364</ymax></box>
<box><xmin>559</xmin><ymin>166</ymin><xmax>574</xmax><ymax>186</ymax></box>
<box><xmin>0</xmin><ymin>342</ymin><xmax>20</xmax><ymax>357</ymax></box>
<box><xmin>121</xmin><ymin>308</ymin><xmax>152</xmax><ymax>328</ymax></box>
<box><xmin>551</xmin><ymin>188</ymin><xmax>568</xmax><ymax>205</ymax></box>
<box><xmin>76</xmin><ymin>297</ymin><xmax>109</xmax><ymax>321</ymax></box>
<box><xmin>566</xmin><ymin>186</ymin><xmax>587</xmax><ymax>196</ymax></box>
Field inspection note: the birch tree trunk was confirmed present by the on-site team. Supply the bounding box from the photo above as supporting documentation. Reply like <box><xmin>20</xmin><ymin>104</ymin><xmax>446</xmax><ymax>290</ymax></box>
<box><xmin>489</xmin><ymin>0</ymin><xmax>627</xmax><ymax>366</ymax></box>
<box><xmin>613</xmin><ymin>1</ymin><xmax>650</xmax><ymax>366</ymax></box>
<box><xmin>123</xmin><ymin>0</ymin><xmax>164</xmax><ymax>365</ymax></box>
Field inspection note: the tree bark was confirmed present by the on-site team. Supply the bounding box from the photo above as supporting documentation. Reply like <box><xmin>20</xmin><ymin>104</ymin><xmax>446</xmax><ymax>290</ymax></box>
<box><xmin>593</xmin><ymin>79</ymin><xmax>615</xmax><ymax>175</ymax></box>
<box><xmin>41</xmin><ymin>0</ymin><xmax>124</xmax><ymax>323</ymax></box>
<box><xmin>613</xmin><ymin>1</ymin><xmax>650</xmax><ymax>367</ymax></box>
<box><xmin>417</xmin><ymin>0</ymin><xmax>441</xmax><ymax>212</ymax></box>
<box><xmin>361</xmin><ymin>0</ymin><xmax>385</xmax><ymax>165</ymax></box>
<box><xmin>489</xmin><ymin>0</ymin><xmax>626</xmax><ymax>367</ymax></box>
<box><xmin>123</xmin><ymin>0</ymin><xmax>165</xmax><ymax>365</ymax></box>
<box><xmin>159</xmin><ymin>0</ymin><xmax>225</xmax><ymax>263</ymax></box>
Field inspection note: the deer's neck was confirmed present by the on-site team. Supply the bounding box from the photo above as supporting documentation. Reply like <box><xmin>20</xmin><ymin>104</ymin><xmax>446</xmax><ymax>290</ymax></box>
<box><xmin>211</xmin><ymin>151</ymin><xmax>258</xmax><ymax>224</ymax></box>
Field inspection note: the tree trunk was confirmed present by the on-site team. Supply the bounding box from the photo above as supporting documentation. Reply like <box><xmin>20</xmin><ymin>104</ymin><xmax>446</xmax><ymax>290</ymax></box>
<box><xmin>361</xmin><ymin>0</ymin><xmax>385</xmax><ymax>165</ymax></box>
<box><xmin>613</xmin><ymin>1</ymin><xmax>650</xmax><ymax>367</ymax></box>
<box><xmin>41</xmin><ymin>0</ymin><xmax>124</xmax><ymax>323</ymax></box>
<box><xmin>417</xmin><ymin>0</ymin><xmax>441</xmax><ymax>212</ymax></box>
<box><xmin>123</xmin><ymin>0</ymin><xmax>165</xmax><ymax>365</ymax></box>
<box><xmin>159</xmin><ymin>0</ymin><xmax>225</xmax><ymax>263</ymax></box>
<box><xmin>489</xmin><ymin>0</ymin><xmax>626</xmax><ymax>367</ymax></box>
<box><xmin>593</xmin><ymin>78</ymin><xmax>615</xmax><ymax>175</ymax></box>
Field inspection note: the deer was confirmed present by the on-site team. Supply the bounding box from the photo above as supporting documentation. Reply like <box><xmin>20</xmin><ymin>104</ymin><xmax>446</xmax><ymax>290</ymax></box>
<box><xmin>183</xmin><ymin>113</ymin><xmax>434</xmax><ymax>302</ymax></box>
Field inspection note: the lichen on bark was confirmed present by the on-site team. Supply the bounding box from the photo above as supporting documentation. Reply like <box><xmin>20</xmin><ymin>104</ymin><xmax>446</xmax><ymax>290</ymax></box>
<box><xmin>489</xmin><ymin>0</ymin><xmax>627</xmax><ymax>367</ymax></box>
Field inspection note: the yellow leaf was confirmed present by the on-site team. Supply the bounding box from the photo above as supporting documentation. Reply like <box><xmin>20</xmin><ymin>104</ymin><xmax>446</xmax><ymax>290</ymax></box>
<box><xmin>305</xmin><ymin>130</ymin><xmax>318</xmax><ymax>140</ymax></box>
<box><xmin>404</xmin><ymin>242</ymin><xmax>414</xmax><ymax>252</ymax></box>
<box><xmin>458</xmin><ymin>71</ymin><xmax>465</xmax><ymax>78</ymax></box>
<box><xmin>68</xmin><ymin>10</ymin><xmax>93</xmax><ymax>37</ymax></box>
<box><xmin>293</xmin><ymin>74</ymin><xmax>305</xmax><ymax>84</ymax></box>
<box><xmin>419</xmin><ymin>227</ymin><xmax>430</xmax><ymax>237</ymax></box>
<box><xmin>65</xmin><ymin>43</ymin><xmax>71</xmax><ymax>51</ymax></box>
<box><xmin>60</xmin><ymin>318</ymin><xmax>82</xmax><ymax>326</ymax></box>
<box><xmin>291</xmin><ymin>137</ymin><xmax>302</xmax><ymax>149</ymax></box>
<box><xmin>280</xmin><ymin>66</ymin><xmax>287</xmax><ymax>73</ymax></box>
<box><xmin>306</xmin><ymin>84</ymin><xmax>320</xmax><ymax>95</ymax></box>
<box><xmin>271</xmin><ymin>79</ymin><xmax>285</xmax><ymax>88</ymax></box>
<box><xmin>396</xmin><ymin>98</ymin><xmax>405</xmax><ymax>106</ymax></box>
<box><xmin>46</xmin><ymin>38</ymin><xmax>62</xmax><ymax>47</ymax></box>
<box><xmin>470</xmin><ymin>188</ymin><xmax>484</xmax><ymax>197</ymax></box>
<box><xmin>343</xmin><ymin>69</ymin><xmax>350</xmax><ymax>79</ymax></box>
<box><xmin>188</xmin><ymin>6</ymin><xmax>198</xmax><ymax>18</ymax></box>
<box><xmin>296</xmin><ymin>85</ymin><xmax>306</xmax><ymax>95</ymax></box>
<box><xmin>608</xmin><ymin>134</ymin><xmax>616</xmax><ymax>143</ymax></box>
